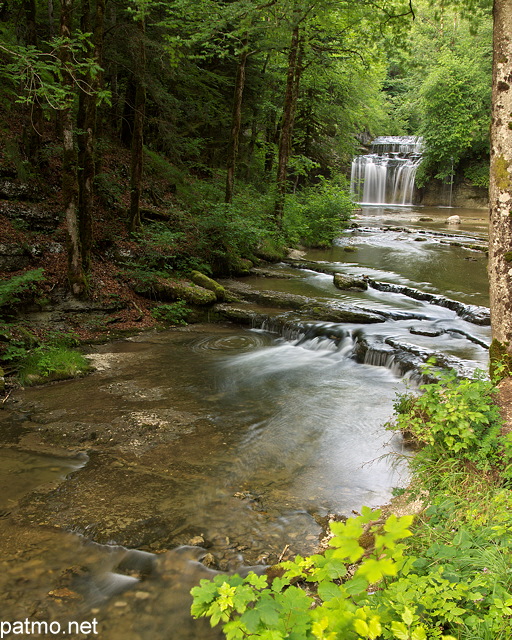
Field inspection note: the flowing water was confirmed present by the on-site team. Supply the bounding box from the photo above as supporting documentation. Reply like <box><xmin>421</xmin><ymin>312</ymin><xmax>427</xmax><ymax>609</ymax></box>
<box><xmin>0</xmin><ymin>205</ymin><xmax>489</xmax><ymax>638</ymax></box>
<box><xmin>351</xmin><ymin>136</ymin><xmax>424</xmax><ymax>205</ymax></box>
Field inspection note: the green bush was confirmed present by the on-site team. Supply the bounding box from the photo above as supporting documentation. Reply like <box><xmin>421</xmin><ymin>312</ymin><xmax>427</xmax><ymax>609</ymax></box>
<box><xmin>0</xmin><ymin>269</ymin><xmax>46</xmax><ymax>312</ymax></box>
<box><xmin>194</xmin><ymin>203</ymin><xmax>269</xmax><ymax>273</ymax></box>
<box><xmin>387</xmin><ymin>369</ymin><xmax>503</xmax><ymax>471</ymax></box>
<box><xmin>283</xmin><ymin>178</ymin><xmax>354</xmax><ymax>247</ymax></box>
<box><xmin>151</xmin><ymin>301</ymin><xmax>191</xmax><ymax>325</ymax></box>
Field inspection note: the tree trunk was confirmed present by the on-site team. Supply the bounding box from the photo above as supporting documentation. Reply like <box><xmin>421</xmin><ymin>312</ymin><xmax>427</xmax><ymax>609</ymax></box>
<box><xmin>489</xmin><ymin>0</ymin><xmax>512</xmax><ymax>370</ymax></box>
<box><xmin>129</xmin><ymin>17</ymin><xmax>146</xmax><ymax>234</ymax></box>
<box><xmin>225</xmin><ymin>45</ymin><xmax>248</xmax><ymax>204</ymax></box>
<box><xmin>59</xmin><ymin>0</ymin><xmax>86</xmax><ymax>296</ymax></box>
<box><xmin>21</xmin><ymin>0</ymin><xmax>44</xmax><ymax>162</ymax></box>
<box><xmin>274</xmin><ymin>23</ymin><xmax>302</xmax><ymax>224</ymax></box>
<box><xmin>77</xmin><ymin>0</ymin><xmax>105</xmax><ymax>271</ymax></box>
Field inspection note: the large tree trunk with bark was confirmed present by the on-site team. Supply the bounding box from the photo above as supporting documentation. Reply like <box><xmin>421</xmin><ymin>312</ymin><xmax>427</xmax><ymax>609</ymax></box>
<box><xmin>59</xmin><ymin>0</ymin><xmax>86</xmax><ymax>296</ymax></box>
<box><xmin>274</xmin><ymin>23</ymin><xmax>302</xmax><ymax>225</ymax></box>
<box><xmin>129</xmin><ymin>17</ymin><xmax>146</xmax><ymax>234</ymax></box>
<box><xmin>225</xmin><ymin>44</ymin><xmax>248</xmax><ymax>204</ymax></box>
<box><xmin>489</xmin><ymin>0</ymin><xmax>512</xmax><ymax>369</ymax></box>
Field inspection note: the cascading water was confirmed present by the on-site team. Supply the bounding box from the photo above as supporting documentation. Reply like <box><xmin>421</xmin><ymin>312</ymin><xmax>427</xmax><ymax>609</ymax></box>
<box><xmin>350</xmin><ymin>135</ymin><xmax>423</xmax><ymax>205</ymax></box>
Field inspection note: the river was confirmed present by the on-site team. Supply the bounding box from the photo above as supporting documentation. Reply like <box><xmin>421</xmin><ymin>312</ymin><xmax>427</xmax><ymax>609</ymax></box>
<box><xmin>0</xmin><ymin>205</ymin><xmax>489</xmax><ymax>638</ymax></box>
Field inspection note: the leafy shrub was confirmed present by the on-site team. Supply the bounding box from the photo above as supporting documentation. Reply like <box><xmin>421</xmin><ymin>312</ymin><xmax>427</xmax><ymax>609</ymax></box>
<box><xmin>194</xmin><ymin>203</ymin><xmax>269</xmax><ymax>273</ymax></box>
<box><xmin>0</xmin><ymin>269</ymin><xmax>46</xmax><ymax>312</ymax></box>
<box><xmin>387</xmin><ymin>369</ymin><xmax>503</xmax><ymax>471</ymax></box>
<box><xmin>151</xmin><ymin>301</ymin><xmax>191</xmax><ymax>325</ymax></box>
<box><xmin>284</xmin><ymin>178</ymin><xmax>354</xmax><ymax>247</ymax></box>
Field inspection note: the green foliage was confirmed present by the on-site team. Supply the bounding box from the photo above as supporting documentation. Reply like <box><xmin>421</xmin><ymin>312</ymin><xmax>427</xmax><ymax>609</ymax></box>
<box><xmin>463</xmin><ymin>161</ymin><xmax>490</xmax><ymax>188</ymax></box>
<box><xmin>0</xmin><ymin>33</ymin><xmax>109</xmax><ymax>110</ymax></box>
<box><xmin>194</xmin><ymin>202</ymin><xmax>269</xmax><ymax>273</ymax></box>
<box><xmin>0</xmin><ymin>269</ymin><xmax>46</xmax><ymax>313</ymax></box>
<box><xmin>151</xmin><ymin>301</ymin><xmax>191</xmax><ymax>325</ymax></box>
<box><xmin>18</xmin><ymin>345</ymin><xmax>90</xmax><ymax>386</ymax></box>
<box><xmin>384</xmin><ymin>1</ymin><xmax>492</xmax><ymax>183</ymax></box>
<box><xmin>191</xmin><ymin>507</ymin><xmax>419</xmax><ymax>640</ymax></box>
<box><xmin>387</xmin><ymin>369</ymin><xmax>503</xmax><ymax>471</ymax></box>
<box><xmin>283</xmin><ymin>178</ymin><xmax>354</xmax><ymax>247</ymax></box>
<box><xmin>419</xmin><ymin>51</ymin><xmax>491</xmax><ymax>181</ymax></box>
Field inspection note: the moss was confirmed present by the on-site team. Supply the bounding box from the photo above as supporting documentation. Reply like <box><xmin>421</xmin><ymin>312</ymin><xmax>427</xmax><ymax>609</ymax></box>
<box><xmin>190</xmin><ymin>271</ymin><xmax>226</xmax><ymax>301</ymax></box>
<box><xmin>504</xmin><ymin>251</ymin><xmax>512</xmax><ymax>263</ymax></box>
<box><xmin>493</xmin><ymin>155</ymin><xmax>511</xmax><ymax>191</ymax></box>
<box><xmin>489</xmin><ymin>338</ymin><xmax>512</xmax><ymax>381</ymax></box>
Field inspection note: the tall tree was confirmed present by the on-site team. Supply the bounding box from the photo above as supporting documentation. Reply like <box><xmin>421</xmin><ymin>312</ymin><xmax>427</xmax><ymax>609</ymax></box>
<box><xmin>488</xmin><ymin>0</ymin><xmax>512</xmax><ymax>364</ymax></box>
<box><xmin>129</xmin><ymin>11</ymin><xmax>146</xmax><ymax>233</ymax></box>
<box><xmin>59</xmin><ymin>0</ymin><xmax>86</xmax><ymax>296</ymax></box>
<box><xmin>77</xmin><ymin>0</ymin><xmax>106</xmax><ymax>270</ymax></box>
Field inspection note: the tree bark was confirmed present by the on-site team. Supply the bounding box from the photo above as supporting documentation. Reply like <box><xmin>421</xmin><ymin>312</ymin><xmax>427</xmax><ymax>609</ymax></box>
<box><xmin>274</xmin><ymin>23</ymin><xmax>302</xmax><ymax>224</ymax></box>
<box><xmin>225</xmin><ymin>44</ymin><xmax>248</xmax><ymax>204</ymax></box>
<box><xmin>77</xmin><ymin>0</ymin><xmax>105</xmax><ymax>271</ymax></box>
<box><xmin>59</xmin><ymin>0</ymin><xmax>86</xmax><ymax>296</ymax></box>
<box><xmin>129</xmin><ymin>17</ymin><xmax>146</xmax><ymax>234</ymax></box>
<box><xmin>488</xmin><ymin>0</ymin><xmax>512</xmax><ymax>368</ymax></box>
<box><xmin>21</xmin><ymin>0</ymin><xmax>44</xmax><ymax>162</ymax></box>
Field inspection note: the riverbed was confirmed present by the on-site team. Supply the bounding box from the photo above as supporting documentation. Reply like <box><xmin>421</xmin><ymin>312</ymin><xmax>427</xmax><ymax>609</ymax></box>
<box><xmin>0</xmin><ymin>205</ymin><xmax>490</xmax><ymax>638</ymax></box>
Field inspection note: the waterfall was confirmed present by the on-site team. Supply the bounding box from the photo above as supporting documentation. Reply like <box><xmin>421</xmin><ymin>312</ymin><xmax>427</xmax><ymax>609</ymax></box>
<box><xmin>351</xmin><ymin>136</ymin><xmax>423</xmax><ymax>205</ymax></box>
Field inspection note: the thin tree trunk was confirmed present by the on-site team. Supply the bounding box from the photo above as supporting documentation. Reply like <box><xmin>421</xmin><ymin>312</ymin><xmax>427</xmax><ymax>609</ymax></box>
<box><xmin>59</xmin><ymin>0</ymin><xmax>86</xmax><ymax>296</ymax></box>
<box><xmin>77</xmin><ymin>0</ymin><xmax>105</xmax><ymax>271</ymax></box>
<box><xmin>225</xmin><ymin>44</ymin><xmax>248</xmax><ymax>204</ymax></box>
<box><xmin>274</xmin><ymin>23</ymin><xmax>302</xmax><ymax>224</ymax></box>
<box><xmin>22</xmin><ymin>0</ymin><xmax>44</xmax><ymax>161</ymax></box>
<box><xmin>129</xmin><ymin>17</ymin><xmax>146</xmax><ymax>234</ymax></box>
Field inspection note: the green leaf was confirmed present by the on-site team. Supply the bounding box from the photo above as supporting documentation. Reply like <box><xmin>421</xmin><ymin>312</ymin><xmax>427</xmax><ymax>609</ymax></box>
<box><xmin>391</xmin><ymin>620</ymin><xmax>410</xmax><ymax>640</ymax></box>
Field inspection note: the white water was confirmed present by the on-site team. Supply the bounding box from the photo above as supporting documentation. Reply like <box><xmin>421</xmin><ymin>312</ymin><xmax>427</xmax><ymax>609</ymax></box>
<box><xmin>351</xmin><ymin>136</ymin><xmax>423</xmax><ymax>205</ymax></box>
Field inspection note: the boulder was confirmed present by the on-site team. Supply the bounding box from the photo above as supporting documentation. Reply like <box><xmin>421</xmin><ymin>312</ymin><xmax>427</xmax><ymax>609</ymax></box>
<box><xmin>0</xmin><ymin>243</ymin><xmax>31</xmax><ymax>271</ymax></box>
<box><xmin>446</xmin><ymin>215</ymin><xmax>461</xmax><ymax>225</ymax></box>
<box><xmin>0</xmin><ymin>202</ymin><xmax>60</xmax><ymax>231</ymax></box>
<box><xmin>134</xmin><ymin>276</ymin><xmax>217</xmax><ymax>306</ymax></box>
<box><xmin>190</xmin><ymin>271</ymin><xmax>227</xmax><ymax>301</ymax></box>
<box><xmin>333</xmin><ymin>273</ymin><xmax>368</xmax><ymax>291</ymax></box>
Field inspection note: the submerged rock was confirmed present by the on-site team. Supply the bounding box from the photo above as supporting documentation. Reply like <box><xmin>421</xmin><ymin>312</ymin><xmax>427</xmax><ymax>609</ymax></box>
<box><xmin>333</xmin><ymin>273</ymin><xmax>368</xmax><ymax>291</ymax></box>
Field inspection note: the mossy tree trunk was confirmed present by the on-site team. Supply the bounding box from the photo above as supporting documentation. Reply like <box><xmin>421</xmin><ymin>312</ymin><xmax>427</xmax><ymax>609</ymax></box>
<box><xmin>488</xmin><ymin>0</ymin><xmax>512</xmax><ymax>368</ymax></box>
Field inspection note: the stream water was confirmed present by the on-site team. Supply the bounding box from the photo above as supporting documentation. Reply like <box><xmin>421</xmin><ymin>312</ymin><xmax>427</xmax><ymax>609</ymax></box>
<box><xmin>0</xmin><ymin>205</ymin><xmax>489</xmax><ymax>638</ymax></box>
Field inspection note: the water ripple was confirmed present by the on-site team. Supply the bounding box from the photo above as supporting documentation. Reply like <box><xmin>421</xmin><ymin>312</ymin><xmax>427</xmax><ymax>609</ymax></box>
<box><xmin>190</xmin><ymin>332</ymin><xmax>273</xmax><ymax>353</ymax></box>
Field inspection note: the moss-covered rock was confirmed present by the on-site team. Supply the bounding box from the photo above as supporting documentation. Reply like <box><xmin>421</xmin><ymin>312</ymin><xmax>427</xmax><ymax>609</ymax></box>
<box><xmin>190</xmin><ymin>271</ymin><xmax>227</xmax><ymax>301</ymax></box>
<box><xmin>333</xmin><ymin>274</ymin><xmax>368</xmax><ymax>291</ymax></box>
<box><xmin>139</xmin><ymin>277</ymin><xmax>217</xmax><ymax>306</ymax></box>
<box><xmin>229</xmin><ymin>257</ymin><xmax>254</xmax><ymax>276</ymax></box>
